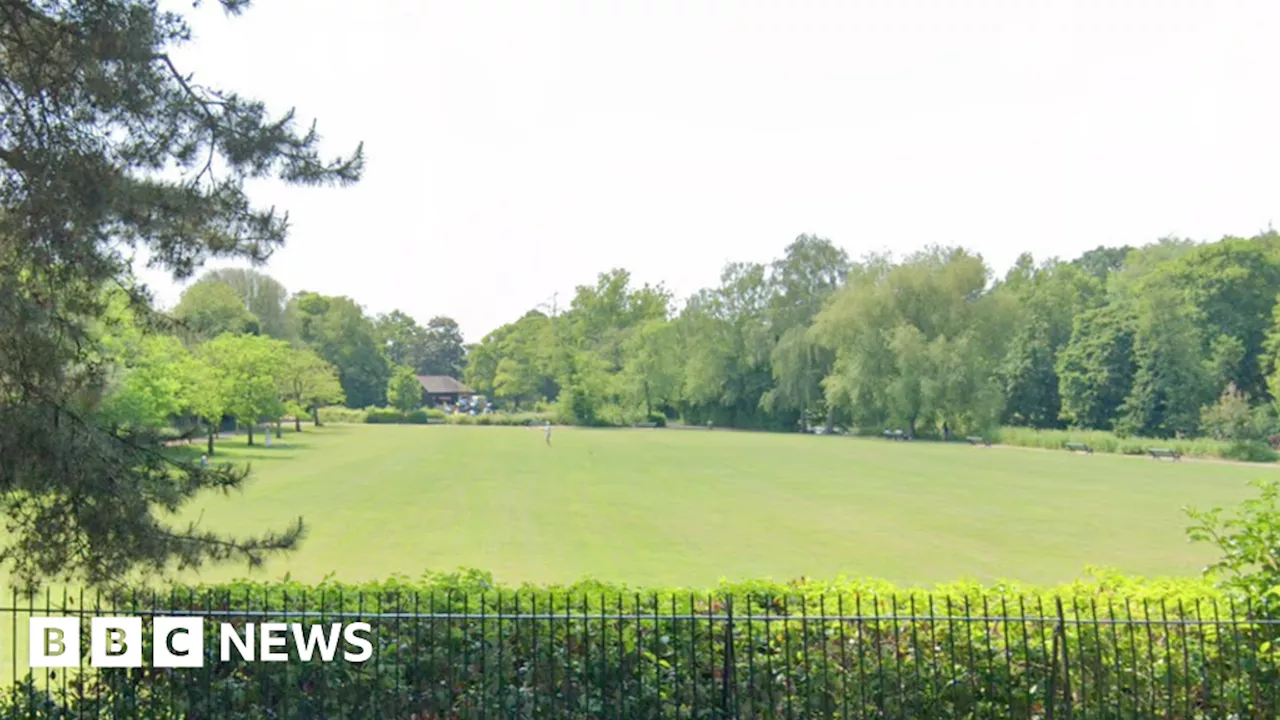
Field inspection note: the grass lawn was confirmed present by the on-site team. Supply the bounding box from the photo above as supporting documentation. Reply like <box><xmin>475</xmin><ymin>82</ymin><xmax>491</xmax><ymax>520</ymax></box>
<box><xmin>1</xmin><ymin>424</ymin><xmax>1268</xmax><ymax>680</ymax></box>
<box><xmin>155</xmin><ymin>423</ymin><xmax>1267</xmax><ymax>589</ymax></box>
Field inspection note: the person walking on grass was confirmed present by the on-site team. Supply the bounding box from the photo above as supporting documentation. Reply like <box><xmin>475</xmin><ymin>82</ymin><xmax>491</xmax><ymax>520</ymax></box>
<box><xmin>545</xmin><ymin>420</ymin><xmax>552</xmax><ymax>446</ymax></box>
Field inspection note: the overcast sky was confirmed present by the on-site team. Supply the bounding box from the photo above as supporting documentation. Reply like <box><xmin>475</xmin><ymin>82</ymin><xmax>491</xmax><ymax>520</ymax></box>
<box><xmin>137</xmin><ymin>0</ymin><xmax>1280</xmax><ymax>343</ymax></box>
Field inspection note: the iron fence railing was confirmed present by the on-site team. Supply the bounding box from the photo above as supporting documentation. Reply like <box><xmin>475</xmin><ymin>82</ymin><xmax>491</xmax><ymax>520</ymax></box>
<box><xmin>2</xmin><ymin>588</ymin><xmax>1279</xmax><ymax>718</ymax></box>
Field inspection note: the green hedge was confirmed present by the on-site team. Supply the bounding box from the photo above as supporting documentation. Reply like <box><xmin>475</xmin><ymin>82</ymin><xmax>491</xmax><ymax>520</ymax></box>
<box><xmin>445</xmin><ymin>411</ymin><xmax>550</xmax><ymax>426</ymax></box>
<box><xmin>6</xmin><ymin>569</ymin><xmax>1278</xmax><ymax>718</ymax></box>
<box><xmin>993</xmin><ymin>426</ymin><xmax>1268</xmax><ymax>461</ymax></box>
<box><xmin>363</xmin><ymin>408</ymin><xmax>446</xmax><ymax>424</ymax></box>
<box><xmin>315</xmin><ymin>406</ymin><xmax>367</xmax><ymax>424</ymax></box>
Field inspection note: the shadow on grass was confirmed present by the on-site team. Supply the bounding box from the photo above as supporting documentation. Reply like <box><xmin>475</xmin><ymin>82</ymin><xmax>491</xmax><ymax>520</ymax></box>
<box><xmin>231</xmin><ymin>452</ymin><xmax>298</xmax><ymax>462</ymax></box>
<box><xmin>162</xmin><ymin>424</ymin><xmax>346</xmax><ymax>465</ymax></box>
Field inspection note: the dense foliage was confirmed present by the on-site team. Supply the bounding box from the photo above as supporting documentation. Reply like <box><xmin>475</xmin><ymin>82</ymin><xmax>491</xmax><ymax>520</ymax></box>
<box><xmin>5</xmin><ymin>569</ymin><xmax>1279</xmax><ymax>719</ymax></box>
<box><xmin>464</xmin><ymin>232</ymin><xmax>1280</xmax><ymax>443</ymax></box>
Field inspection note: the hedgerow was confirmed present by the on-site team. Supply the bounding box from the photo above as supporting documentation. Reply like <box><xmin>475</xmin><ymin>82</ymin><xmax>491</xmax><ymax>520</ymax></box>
<box><xmin>444</xmin><ymin>411</ymin><xmax>550</xmax><ymax>426</ymax></box>
<box><xmin>5</xmin><ymin>569</ymin><xmax>1277</xmax><ymax>718</ymax></box>
<box><xmin>993</xmin><ymin>426</ymin><xmax>1258</xmax><ymax>461</ymax></box>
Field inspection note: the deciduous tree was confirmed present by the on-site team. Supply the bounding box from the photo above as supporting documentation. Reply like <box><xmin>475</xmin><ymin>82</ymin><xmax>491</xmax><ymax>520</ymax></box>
<box><xmin>387</xmin><ymin>365</ymin><xmax>422</xmax><ymax>413</ymax></box>
<box><xmin>290</xmin><ymin>292</ymin><xmax>389</xmax><ymax>408</ymax></box>
<box><xmin>199</xmin><ymin>334</ymin><xmax>290</xmax><ymax>446</ymax></box>
<box><xmin>277</xmin><ymin>348</ymin><xmax>344</xmax><ymax>430</ymax></box>
<box><xmin>173</xmin><ymin>279</ymin><xmax>261</xmax><ymax>341</ymax></box>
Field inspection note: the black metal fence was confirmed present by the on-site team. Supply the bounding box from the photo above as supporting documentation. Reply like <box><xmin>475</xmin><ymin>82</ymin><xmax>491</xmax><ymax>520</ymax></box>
<box><xmin>3</xmin><ymin>588</ymin><xmax>1279</xmax><ymax>719</ymax></box>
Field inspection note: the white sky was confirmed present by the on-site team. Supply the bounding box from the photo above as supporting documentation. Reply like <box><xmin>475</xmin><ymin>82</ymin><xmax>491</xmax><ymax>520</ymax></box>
<box><xmin>137</xmin><ymin>0</ymin><xmax>1280</xmax><ymax>343</ymax></box>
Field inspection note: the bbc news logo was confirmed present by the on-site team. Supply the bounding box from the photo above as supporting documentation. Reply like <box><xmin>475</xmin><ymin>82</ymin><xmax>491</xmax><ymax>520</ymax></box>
<box><xmin>29</xmin><ymin>617</ymin><xmax>373</xmax><ymax>668</ymax></box>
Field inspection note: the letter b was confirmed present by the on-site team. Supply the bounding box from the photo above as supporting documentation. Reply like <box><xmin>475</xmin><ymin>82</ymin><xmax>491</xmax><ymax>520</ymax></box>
<box><xmin>91</xmin><ymin>617</ymin><xmax>142</xmax><ymax>668</ymax></box>
<box><xmin>29</xmin><ymin>618</ymin><xmax>79</xmax><ymax>668</ymax></box>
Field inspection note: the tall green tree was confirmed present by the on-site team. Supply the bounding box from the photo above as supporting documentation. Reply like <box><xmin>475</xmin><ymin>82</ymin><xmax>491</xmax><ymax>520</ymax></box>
<box><xmin>814</xmin><ymin>247</ymin><xmax>1005</xmax><ymax>436</ymax></box>
<box><xmin>387</xmin><ymin>365</ymin><xmax>422</xmax><ymax>412</ymax></box>
<box><xmin>199</xmin><ymin>333</ymin><xmax>290</xmax><ymax>446</ymax></box>
<box><xmin>276</xmin><ymin>348</ymin><xmax>344</xmax><ymax>430</ymax></box>
<box><xmin>995</xmin><ymin>258</ymin><xmax>1102</xmax><ymax>428</ymax></box>
<box><xmin>375</xmin><ymin>310</ymin><xmax>429</xmax><ymax>372</ymax></box>
<box><xmin>98</xmin><ymin>334</ymin><xmax>190</xmax><ymax>431</ymax></box>
<box><xmin>675</xmin><ymin>263</ymin><xmax>777</xmax><ymax>428</ymax></box>
<box><xmin>173</xmin><ymin>279</ymin><xmax>261</xmax><ymax>341</ymax></box>
<box><xmin>464</xmin><ymin>311</ymin><xmax>560</xmax><ymax>409</ymax></box>
<box><xmin>1055</xmin><ymin>304</ymin><xmax>1137</xmax><ymax>430</ymax></box>
<box><xmin>1116</xmin><ymin>288</ymin><xmax>1214</xmax><ymax>438</ymax></box>
<box><xmin>421</xmin><ymin>316</ymin><xmax>468</xmax><ymax>377</ymax></box>
<box><xmin>761</xmin><ymin>235</ymin><xmax>850</xmax><ymax>428</ymax></box>
<box><xmin>619</xmin><ymin>318</ymin><xmax>680</xmax><ymax>417</ymax></box>
<box><xmin>0</xmin><ymin>0</ymin><xmax>358</xmax><ymax>591</ymax></box>
<box><xmin>1138</xmin><ymin>233</ymin><xmax>1280</xmax><ymax>398</ymax></box>
<box><xmin>290</xmin><ymin>292</ymin><xmax>389</xmax><ymax>408</ymax></box>
<box><xmin>1071</xmin><ymin>245</ymin><xmax>1134</xmax><ymax>281</ymax></box>
<box><xmin>203</xmin><ymin>268</ymin><xmax>293</xmax><ymax>341</ymax></box>
<box><xmin>182</xmin><ymin>356</ymin><xmax>227</xmax><ymax>456</ymax></box>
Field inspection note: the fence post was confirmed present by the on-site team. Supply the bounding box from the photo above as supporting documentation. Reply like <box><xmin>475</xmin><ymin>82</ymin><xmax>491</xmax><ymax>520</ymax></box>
<box><xmin>723</xmin><ymin>595</ymin><xmax>735</xmax><ymax>720</ymax></box>
<box><xmin>1054</xmin><ymin>597</ymin><xmax>1073</xmax><ymax>720</ymax></box>
<box><xmin>1047</xmin><ymin>615</ymin><xmax>1058</xmax><ymax>720</ymax></box>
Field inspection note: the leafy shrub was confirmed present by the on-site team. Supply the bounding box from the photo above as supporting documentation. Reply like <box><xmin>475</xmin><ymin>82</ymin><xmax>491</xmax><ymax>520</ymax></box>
<box><xmin>1186</xmin><ymin>480</ymin><xmax>1280</xmax><ymax>683</ymax></box>
<box><xmin>592</xmin><ymin>403</ymin><xmax>634</xmax><ymax>427</ymax></box>
<box><xmin>993</xmin><ymin>426</ymin><xmax>1241</xmax><ymax>460</ymax></box>
<box><xmin>1219</xmin><ymin>440</ymin><xmax>1279</xmax><ymax>463</ymax></box>
<box><xmin>1187</xmin><ymin>479</ymin><xmax>1280</xmax><ymax>603</ymax></box>
<box><xmin>317</xmin><ymin>406</ymin><xmax>367</xmax><ymax>424</ymax></box>
<box><xmin>364</xmin><ymin>408</ymin><xmax>406</xmax><ymax>424</ymax></box>
<box><xmin>8</xmin><ymin>569</ymin><xmax>1275</xmax><ymax>719</ymax></box>
<box><xmin>647</xmin><ymin>411</ymin><xmax>667</xmax><ymax>427</ymax></box>
<box><xmin>358</xmin><ymin>408</ymin><xmax>444</xmax><ymax>425</ymax></box>
<box><xmin>445</xmin><ymin>412</ymin><xmax>550</xmax><ymax>426</ymax></box>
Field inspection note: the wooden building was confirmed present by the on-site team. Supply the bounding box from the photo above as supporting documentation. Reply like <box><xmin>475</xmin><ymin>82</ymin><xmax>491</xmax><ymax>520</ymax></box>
<box><xmin>417</xmin><ymin>375</ymin><xmax>473</xmax><ymax>406</ymax></box>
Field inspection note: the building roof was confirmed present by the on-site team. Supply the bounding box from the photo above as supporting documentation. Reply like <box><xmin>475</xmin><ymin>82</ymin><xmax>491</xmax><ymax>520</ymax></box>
<box><xmin>417</xmin><ymin>375</ymin><xmax>472</xmax><ymax>394</ymax></box>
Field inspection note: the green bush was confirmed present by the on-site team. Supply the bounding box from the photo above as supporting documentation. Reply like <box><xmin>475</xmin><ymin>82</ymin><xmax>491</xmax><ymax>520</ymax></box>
<box><xmin>1220</xmin><ymin>440</ymin><xmax>1279</xmax><ymax>463</ymax></box>
<box><xmin>444</xmin><ymin>411</ymin><xmax>550</xmax><ymax>426</ymax></box>
<box><xmin>364</xmin><ymin>408</ymin><xmax>406</xmax><ymax>424</ymax></box>
<box><xmin>316</xmin><ymin>406</ymin><xmax>367</xmax><ymax>424</ymax></box>
<box><xmin>359</xmin><ymin>408</ymin><xmax>444</xmax><ymax>425</ymax></box>
<box><xmin>994</xmin><ymin>426</ymin><xmax>1244</xmax><ymax>460</ymax></box>
<box><xmin>647</xmin><ymin>411</ymin><xmax>667</xmax><ymax>427</ymax></box>
<box><xmin>8</xmin><ymin>569</ymin><xmax>1277</xmax><ymax>719</ymax></box>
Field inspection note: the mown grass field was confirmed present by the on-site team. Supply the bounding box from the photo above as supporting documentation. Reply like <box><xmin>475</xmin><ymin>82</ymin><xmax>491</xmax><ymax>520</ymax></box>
<box><xmin>155</xmin><ymin>423</ymin><xmax>1268</xmax><ymax>589</ymax></box>
<box><xmin>1</xmin><ymin>424</ymin><xmax>1270</xmax><ymax>681</ymax></box>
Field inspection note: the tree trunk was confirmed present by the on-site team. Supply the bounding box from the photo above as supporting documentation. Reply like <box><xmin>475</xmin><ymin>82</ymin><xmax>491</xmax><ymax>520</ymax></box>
<box><xmin>295</xmin><ymin>414</ymin><xmax>302</xmax><ymax>432</ymax></box>
<box><xmin>275</xmin><ymin>421</ymin><xmax>282</xmax><ymax>439</ymax></box>
<box><xmin>206</xmin><ymin>418</ymin><xmax>215</xmax><ymax>456</ymax></box>
<box><xmin>312</xmin><ymin>406</ymin><xmax>323</xmax><ymax>427</ymax></box>
<box><xmin>825</xmin><ymin>406</ymin><xmax>835</xmax><ymax>434</ymax></box>
<box><xmin>247</xmin><ymin>425</ymin><xmax>254</xmax><ymax>446</ymax></box>
<box><xmin>643</xmin><ymin>380</ymin><xmax>652</xmax><ymax>417</ymax></box>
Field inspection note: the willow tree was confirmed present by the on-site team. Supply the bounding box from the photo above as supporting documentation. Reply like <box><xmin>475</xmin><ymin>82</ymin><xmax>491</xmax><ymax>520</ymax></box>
<box><xmin>0</xmin><ymin>0</ymin><xmax>362</xmax><ymax>592</ymax></box>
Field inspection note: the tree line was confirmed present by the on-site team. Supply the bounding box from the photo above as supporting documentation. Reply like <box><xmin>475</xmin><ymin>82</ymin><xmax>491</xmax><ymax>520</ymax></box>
<box><xmin>97</xmin><ymin>267</ymin><xmax>472</xmax><ymax>452</ymax></box>
<box><xmin>463</xmin><ymin>231</ymin><xmax>1280</xmax><ymax>444</ymax></box>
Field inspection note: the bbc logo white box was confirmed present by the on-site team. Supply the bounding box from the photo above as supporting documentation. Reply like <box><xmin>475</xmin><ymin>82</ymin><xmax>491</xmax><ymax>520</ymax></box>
<box><xmin>29</xmin><ymin>617</ymin><xmax>80</xmax><ymax>668</ymax></box>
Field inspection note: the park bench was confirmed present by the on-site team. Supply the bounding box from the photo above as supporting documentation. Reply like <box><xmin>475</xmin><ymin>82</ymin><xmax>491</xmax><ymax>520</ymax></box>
<box><xmin>883</xmin><ymin>429</ymin><xmax>907</xmax><ymax>441</ymax></box>
<box><xmin>1064</xmin><ymin>442</ymin><xmax>1093</xmax><ymax>454</ymax></box>
<box><xmin>966</xmin><ymin>436</ymin><xmax>991</xmax><ymax>447</ymax></box>
<box><xmin>1148</xmin><ymin>447</ymin><xmax>1182</xmax><ymax>461</ymax></box>
<box><xmin>635</xmin><ymin>421</ymin><xmax>658</xmax><ymax>429</ymax></box>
